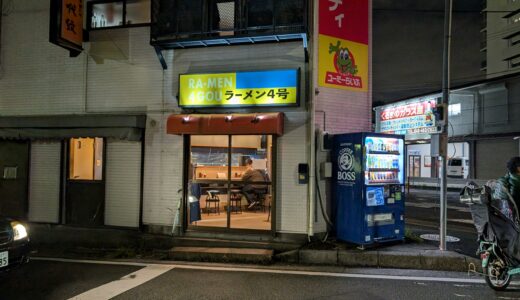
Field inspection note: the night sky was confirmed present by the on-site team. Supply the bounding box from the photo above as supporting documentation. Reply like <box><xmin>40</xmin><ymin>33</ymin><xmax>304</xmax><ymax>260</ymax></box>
<box><xmin>373</xmin><ymin>0</ymin><xmax>483</xmax><ymax>104</ymax></box>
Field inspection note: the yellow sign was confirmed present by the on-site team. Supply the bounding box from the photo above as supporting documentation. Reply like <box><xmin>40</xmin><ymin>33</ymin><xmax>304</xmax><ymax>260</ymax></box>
<box><xmin>318</xmin><ymin>34</ymin><xmax>368</xmax><ymax>92</ymax></box>
<box><xmin>179</xmin><ymin>70</ymin><xmax>299</xmax><ymax>107</ymax></box>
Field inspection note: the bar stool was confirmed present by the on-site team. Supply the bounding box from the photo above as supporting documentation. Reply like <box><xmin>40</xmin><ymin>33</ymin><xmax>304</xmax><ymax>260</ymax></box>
<box><xmin>229</xmin><ymin>189</ymin><xmax>242</xmax><ymax>214</ymax></box>
<box><xmin>205</xmin><ymin>190</ymin><xmax>220</xmax><ymax>215</ymax></box>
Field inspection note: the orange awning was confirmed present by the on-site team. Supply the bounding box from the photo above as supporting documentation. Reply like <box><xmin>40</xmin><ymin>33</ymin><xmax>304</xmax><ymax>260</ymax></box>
<box><xmin>166</xmin><ymin>113</ymin><xmax>284</xmax><ymax>136</ymax></box>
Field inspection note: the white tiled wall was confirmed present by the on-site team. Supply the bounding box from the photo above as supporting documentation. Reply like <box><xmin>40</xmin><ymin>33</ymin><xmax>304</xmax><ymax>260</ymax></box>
<box><xmin>142</xmin><ymin>113</ymin><xmax>184</xmax><ymax>226</ymax></box>
<box><xmin>0</xmin><ymin>2</ymin><xmax>85</xmax><ymax>115</ymax></box>
<box><xmin>276</xmin><ymin>112</ymin><xmax>309</xmax><ymax>233</ymax></box>
<box><xmin>86</xmin><ymin>28</ymin><xmax>164</xmax><ymax>112</ymax></box>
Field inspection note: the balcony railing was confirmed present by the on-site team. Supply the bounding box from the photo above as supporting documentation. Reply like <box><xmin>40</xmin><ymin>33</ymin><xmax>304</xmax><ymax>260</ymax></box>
<box><xmin>150</xmin><ymin>0</ymin><xmax>308</xmax><ymax>49</ymax></box>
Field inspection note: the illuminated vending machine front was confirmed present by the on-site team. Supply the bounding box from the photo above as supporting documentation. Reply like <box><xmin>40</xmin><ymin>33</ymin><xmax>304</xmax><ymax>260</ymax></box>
<box><xmin>333</xmin><ymin>132</ymin><xmax>405</xmax><ymax>245</ymax></box>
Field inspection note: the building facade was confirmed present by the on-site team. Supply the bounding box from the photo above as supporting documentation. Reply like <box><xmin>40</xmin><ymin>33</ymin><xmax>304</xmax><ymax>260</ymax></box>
<box><xmin>0</xmin><ymin>0</ymin><xmax>372</xmax><ymax>242</ymax></box>
<box><xmin>375</xmin><ymin>74</ymin><xmax>520</xmax><ymax>181</ymax></box>
<box><xmin>483</xmin><ymin>0</ymin><xmax>520</xmax><ymax>78</ymax></box>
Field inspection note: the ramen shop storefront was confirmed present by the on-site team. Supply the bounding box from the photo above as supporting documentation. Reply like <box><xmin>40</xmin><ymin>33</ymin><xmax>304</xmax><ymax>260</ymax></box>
<box><xmin>167</xmin><ymin>69</ymin><xmax>299</xmax><ymax>234</ymax></box>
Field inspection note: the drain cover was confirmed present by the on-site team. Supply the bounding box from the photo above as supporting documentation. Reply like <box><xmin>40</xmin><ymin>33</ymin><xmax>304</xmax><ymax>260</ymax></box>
<box><xmin>419</xmin><ymin>234</ymin><xmax>461</xmax><ymax>243</ymax></box>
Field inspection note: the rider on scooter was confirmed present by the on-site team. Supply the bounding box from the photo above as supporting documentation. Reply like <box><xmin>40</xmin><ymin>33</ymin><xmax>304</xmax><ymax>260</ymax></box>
<box><xmin>495</xmin><ymin>156</ymin><xmax>520</xmax><ymax>210</ymax></box>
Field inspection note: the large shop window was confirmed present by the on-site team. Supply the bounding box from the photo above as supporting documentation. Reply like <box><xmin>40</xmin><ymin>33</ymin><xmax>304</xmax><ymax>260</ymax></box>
<box><xmin>69</xmin><ymin>138</ymin><xmax>104</xmax><ymax>181</ymax></box>
<box><xmin>187</xmin><ymin>134</ymin><xmax>273</xmax><ymax>231</ymax></box>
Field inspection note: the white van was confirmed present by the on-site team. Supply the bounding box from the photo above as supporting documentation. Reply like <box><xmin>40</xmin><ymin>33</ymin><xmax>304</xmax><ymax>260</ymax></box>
<box><xmin>447</xmin><ymin>157</ymin><xmax>469</xmax><ymax>178</ymax></box>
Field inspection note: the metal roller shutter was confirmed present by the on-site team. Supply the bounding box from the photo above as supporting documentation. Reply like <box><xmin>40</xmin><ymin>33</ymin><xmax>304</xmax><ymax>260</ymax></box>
<box><xmin>105</xmin><ymin>140</ymin><xmax>142</xmax><ymax>227</ymax></box>
<box><xmin>28</xmin><ymin>141</ymin><xmax>61</xmax><ymax>223</ymax></box>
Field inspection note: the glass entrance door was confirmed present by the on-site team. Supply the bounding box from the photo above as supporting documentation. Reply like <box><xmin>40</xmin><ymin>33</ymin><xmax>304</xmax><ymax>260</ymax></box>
<box><xmin>408</xmin><ymin>155</ymin><xmax>421</xmax><ymax>178</ymax></box>
<box><xmin>186</xmin><ymin>134</ymin><xmax>273</xmax><ymax>231</ymax></box>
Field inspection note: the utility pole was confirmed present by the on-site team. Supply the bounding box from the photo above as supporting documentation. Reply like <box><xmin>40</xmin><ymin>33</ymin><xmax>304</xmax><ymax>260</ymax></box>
<box><xmin>439</xmin><ymin>0</ymin><xmax>453</xmax><ymax>251</ymax></box>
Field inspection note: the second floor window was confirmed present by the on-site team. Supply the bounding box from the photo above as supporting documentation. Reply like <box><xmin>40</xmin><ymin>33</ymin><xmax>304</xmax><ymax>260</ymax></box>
<box><xmin>151</xmin><ymin>0</ymin><xmax>307</xmax><ymax>42</ymax></box>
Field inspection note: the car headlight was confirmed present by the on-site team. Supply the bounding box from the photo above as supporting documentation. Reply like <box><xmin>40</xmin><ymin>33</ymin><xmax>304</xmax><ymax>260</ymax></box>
<box><xmin>10</xmin><ymin>221</ymin><xmax>28</xmax><ymax>241</ymax></box>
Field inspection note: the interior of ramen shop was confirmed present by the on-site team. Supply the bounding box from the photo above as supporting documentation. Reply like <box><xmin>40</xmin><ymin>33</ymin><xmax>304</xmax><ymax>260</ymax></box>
<box><xmin>187</xmin><ymin>134</ymin><xmax>273</xmax><ymax>231</ymax></box>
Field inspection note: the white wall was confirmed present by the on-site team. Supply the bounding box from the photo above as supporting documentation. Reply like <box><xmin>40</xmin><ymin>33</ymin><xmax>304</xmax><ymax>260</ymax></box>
<box><xmin>0</xmin><ymin>1</ymin><xmax>85</xmax><ymax>115</ymax></box>
<box><xmin>276</xmin><ymin>112</ymin><xmax>309</xmax><ymax>233</ymax></box>
<box><xmin>142</xmin><ymin>113</ymin><xmax>184</xmax><ymax>226</ymax></box>
<box><xmin>407</xmin><ymin>142</ymin><xmax>470</xmax><ymax>178</ymax></box>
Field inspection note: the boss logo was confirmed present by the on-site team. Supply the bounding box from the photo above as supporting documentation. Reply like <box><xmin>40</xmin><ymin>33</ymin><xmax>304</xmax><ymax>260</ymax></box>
<box><xmin>337</xmin><ymin>147</ymin><xmax>356</xmax><ymax>181</ymax></box>
<box><xmin>338</xmin><ymin>171</ymin><xmax>356</xmax><ymax>181</ymax></box>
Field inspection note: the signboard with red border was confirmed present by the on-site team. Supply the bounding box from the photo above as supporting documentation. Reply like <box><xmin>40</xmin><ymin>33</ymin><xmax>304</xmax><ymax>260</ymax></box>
<box><xmin>318</xmin><ymin>0</ymin><xmax>369</xmax><ymax>92</ymax></box>
<box><xmin>379</xmin><ymin>98</ymin><xmax>440</xmax><ymax>135</ymax></box>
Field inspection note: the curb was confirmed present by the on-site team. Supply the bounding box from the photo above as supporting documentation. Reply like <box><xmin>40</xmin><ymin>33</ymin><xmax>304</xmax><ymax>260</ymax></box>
<box><xmin>292</xmin><ymin>249</ymin><xmax>476</xmax><ymax>272</ymax></box>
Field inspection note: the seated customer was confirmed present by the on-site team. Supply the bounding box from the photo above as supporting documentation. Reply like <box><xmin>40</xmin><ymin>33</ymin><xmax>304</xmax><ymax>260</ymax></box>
<box><xmin>241</xmin><ymin>158</ymin><xmax>269</xmax><ymax>209</ymax></box>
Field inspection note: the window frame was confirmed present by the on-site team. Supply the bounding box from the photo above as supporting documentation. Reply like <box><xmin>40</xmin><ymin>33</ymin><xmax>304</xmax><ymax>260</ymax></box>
<box><xmin>87</xmin><ymin>0</ymin><xmax>151</xmax><ymax>31</ymax></box>
<box><xmin>150</xmin><ymin>0</ymin><xmax>308</xmax><ymax>45</ymax></box>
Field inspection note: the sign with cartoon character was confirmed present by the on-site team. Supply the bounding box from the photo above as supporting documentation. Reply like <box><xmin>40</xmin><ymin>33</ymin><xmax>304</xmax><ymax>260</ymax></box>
<box><xmin>318</xmin><ymin>0</ymin><xmax>369</xmax><ymax>92</ymax></box>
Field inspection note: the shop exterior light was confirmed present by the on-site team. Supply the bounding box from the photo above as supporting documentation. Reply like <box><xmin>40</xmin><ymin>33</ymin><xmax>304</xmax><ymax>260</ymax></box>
<box><xmin>225</xmin><ymin>115</ymin><xmax>233</xmax><ymax>122</ymax></box>
<box><xmin>251</xmin><ymin>115</ymin><xmax>264</xmax><ymax>124</ymax></box>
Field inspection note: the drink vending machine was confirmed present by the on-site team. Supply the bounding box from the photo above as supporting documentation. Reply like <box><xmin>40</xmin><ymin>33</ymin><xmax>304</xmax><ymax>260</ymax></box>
<box><xmin>332</xmin><ymin>132</ymin><xmax>405</xmax><ymax>245</ymax></box>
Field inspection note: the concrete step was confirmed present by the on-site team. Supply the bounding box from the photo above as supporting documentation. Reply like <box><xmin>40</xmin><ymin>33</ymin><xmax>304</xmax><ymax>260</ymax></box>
<box><xmin>172</xmin><ymin>236</ymin><xmax>300</xmax><ymax>252</ymax></box>
<box><xmin>169</xmin><ymin>246</ymin><xmax>274</xmax><ymax>264</ymax></box>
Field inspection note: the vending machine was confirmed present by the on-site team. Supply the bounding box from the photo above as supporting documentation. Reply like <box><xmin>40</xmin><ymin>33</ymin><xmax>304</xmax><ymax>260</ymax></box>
<box><xmin>332</xmin><ymin>132</ymin><xmax>405</xmax><ymax>245</ymax></box>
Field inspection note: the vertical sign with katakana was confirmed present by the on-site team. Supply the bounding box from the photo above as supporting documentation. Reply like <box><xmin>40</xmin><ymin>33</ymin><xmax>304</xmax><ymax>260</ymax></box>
<box><xmin>60</xmin><ymin>0</ymin><xmax>83</xmax><ymax>49</ymax></box>
<box><xmin>318</xmin><ymin>0</ymin><xmax>369</xmax><ymax>92</ymax></box>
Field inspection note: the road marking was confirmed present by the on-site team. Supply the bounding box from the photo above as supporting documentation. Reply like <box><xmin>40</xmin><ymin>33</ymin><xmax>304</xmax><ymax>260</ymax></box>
<box><xmin>68</xmin><ymin>264</ymin><xmax>174</xmax><ymax>300</ymax></box>
<box><xmin>35</xmin><ymin>257</ymin><xmax>485</xmax><ymax>285</ymax></box>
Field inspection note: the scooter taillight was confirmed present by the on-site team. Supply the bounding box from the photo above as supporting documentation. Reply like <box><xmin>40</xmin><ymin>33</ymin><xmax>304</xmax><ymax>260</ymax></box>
<box><xmin>481</xmin><ymin>252</ymin><xmax>489</xmax><ymax>260</ymax></box>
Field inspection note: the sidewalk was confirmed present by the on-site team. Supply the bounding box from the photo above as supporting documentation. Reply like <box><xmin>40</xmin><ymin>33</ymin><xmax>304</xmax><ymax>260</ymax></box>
<box><xmin>32</xmin><ymin>241</ymin><xmax>477</xmax><ymax>273</ymax></box>
<box><xmin>286</xmin><ymin>241</ymin><xmax>478</xmax><ymax>273</ymax></box>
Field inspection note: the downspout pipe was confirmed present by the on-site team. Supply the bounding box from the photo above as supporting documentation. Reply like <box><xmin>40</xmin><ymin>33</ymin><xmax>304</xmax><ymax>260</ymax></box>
<box><xmin>307</xmin><ymin>0</ymin><xmax>319</xmax><ymax>240</ymax></box>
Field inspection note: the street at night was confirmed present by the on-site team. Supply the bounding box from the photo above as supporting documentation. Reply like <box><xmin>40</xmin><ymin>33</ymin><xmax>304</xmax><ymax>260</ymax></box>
<box><xmin>3</xmin><ymin>259</ymin><xmax>520</xmax><ymax>300</ymax></box>
<box><xmin>406</xmin><ymin>188</ymin><xmax>479</xmax><ymax>257</ymax></box>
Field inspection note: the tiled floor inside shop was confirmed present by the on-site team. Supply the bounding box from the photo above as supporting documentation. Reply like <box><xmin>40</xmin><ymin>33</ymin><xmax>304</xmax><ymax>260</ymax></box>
<box><xmin>192</xmin><ymin>209</ymin><xmax>271</xmax><ymax>230</ymax></box>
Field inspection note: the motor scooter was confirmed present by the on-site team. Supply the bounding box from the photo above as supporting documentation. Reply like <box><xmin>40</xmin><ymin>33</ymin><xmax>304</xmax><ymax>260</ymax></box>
<box><xmin>462</xmin><ymin>181</ymin><xmax>520</xmax><ymax>290</ymax></box>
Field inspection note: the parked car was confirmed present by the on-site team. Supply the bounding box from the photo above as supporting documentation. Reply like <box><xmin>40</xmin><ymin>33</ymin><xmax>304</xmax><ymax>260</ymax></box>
<box><xmin>0</xmin><ymin>217</ymin><xmax>30</xmax><ymax>271</ymax></box>
<box><xmin>447</xmin><ymin>157</ymin><xmax>469</xmax><ymax>179</ymax></box>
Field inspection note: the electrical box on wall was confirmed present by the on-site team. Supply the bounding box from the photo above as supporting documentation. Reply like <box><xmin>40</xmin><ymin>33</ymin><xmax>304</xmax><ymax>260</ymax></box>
<box><xmin>320</xmin><ymin>162</ymin><xmax>332</xmax><ymax>179</ymax></box>
<box><xmin>317</xmin><ymin>129</ymin><xmax>332</xmax><ymax>152</ymax></box>
<box><xmin>298</xmin><ymin>163</ymin><xmax>309</xmax><ymax>184</ymax></box>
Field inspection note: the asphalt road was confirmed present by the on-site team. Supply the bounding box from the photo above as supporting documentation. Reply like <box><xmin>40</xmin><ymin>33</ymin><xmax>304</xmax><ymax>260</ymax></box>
<box><xmin>405</xmin><ymin>188</ymin><xmax>479</xmax><ymax>257</ymax></box>
<box><xmin>2</xmin><ymin>259</ymin><xmax>520</xmax><ymax>300</ymax></box>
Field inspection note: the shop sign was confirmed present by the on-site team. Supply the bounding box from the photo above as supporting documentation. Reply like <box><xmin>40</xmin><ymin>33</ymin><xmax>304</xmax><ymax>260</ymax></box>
<box><xmin>178</xmin><ymin>69</ymin><xmax>299</xmax><ymax>108</ymax></box>
<box><xmin>49</xmin><ymin>0</ymin><xmax>84</xmax><ymax>54</ymax></box>
<box><xmin>318</xmin><ymin>0</ymin><xmax>369</xmax><ymax>92</ymax></box>
<box><xmin>379</xmin><ymin>99</ymin><xmax>439</xmax><ymax>135</ymax></box>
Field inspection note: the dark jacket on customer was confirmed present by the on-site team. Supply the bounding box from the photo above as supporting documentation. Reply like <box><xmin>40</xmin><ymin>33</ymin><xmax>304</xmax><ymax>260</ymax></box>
<box><xmin>242</xmin><ymin>169</ymin><xmax>268</xmax><ymax>189</ymax></box>
<box><xmin>495</xmin><ymin>172</ymin><xmax>520</xmax><ymax>210</ymax></box>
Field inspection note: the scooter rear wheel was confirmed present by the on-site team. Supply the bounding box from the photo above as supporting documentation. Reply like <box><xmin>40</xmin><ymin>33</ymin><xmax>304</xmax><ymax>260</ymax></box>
<box><xmin>484</xmin><ymin>256</ymin><xmax>511</xmax><ymax>291</ymax></box>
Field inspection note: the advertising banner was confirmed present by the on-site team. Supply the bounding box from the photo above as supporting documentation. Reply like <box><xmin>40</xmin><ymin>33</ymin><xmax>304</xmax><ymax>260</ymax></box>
<box><xmin>379</xmin><ymin>99</ymin><xmax>439</xmax><ymax>135</ymax></box>
<box><xmin>179</xmin><ymin>69</ymin><xmax>299</xmax><ymax>108</ymax></box>
<box><xmin>318</xmin><ymin>0</ymin><xmax>369</xmax><ymax>92</ymax></box>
